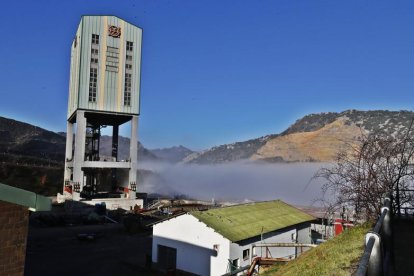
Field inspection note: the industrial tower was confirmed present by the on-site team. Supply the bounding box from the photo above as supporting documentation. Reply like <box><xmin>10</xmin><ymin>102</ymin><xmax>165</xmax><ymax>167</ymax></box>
<box><xmin>60</xmin><ymin>16</ymin><xmax>143</xmax><ymax>209</ymax></box>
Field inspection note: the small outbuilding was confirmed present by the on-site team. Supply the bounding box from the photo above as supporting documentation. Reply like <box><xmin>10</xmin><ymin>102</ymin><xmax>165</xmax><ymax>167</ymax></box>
<box><xmin>0</xmin><ymin>183</ymin><xmax>51</xmax><ymax>276</ymax></box>
<box><xmin>152</xmin><ymin>200</ymin><xmax>315</xmax><ymax>275</ymax></box>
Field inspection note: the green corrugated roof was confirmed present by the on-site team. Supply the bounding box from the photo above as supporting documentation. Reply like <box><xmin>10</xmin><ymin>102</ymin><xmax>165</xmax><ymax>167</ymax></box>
<box><xmin>191</xmin><ymin>200</ymin><xmax>315</xmax><ymax>242</ymax></box>
<box><xmin>0</xmin><ymin>183</ymin><xmax>51</xmax><ymax>211</ymax></box>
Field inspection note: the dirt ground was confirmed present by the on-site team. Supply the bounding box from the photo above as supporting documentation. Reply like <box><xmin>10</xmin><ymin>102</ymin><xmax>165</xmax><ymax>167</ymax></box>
<box><xmin>25</xmin><ymin>223</ymin><xmax>156</xmax><ymax>276</ymax></box>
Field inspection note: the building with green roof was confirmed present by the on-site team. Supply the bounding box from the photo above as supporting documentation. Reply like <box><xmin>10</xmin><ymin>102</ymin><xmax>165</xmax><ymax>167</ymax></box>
<box><xmin>152</xmin><ymin>200</ymin><xmax>315</xmax><ymax>275</ymax></box>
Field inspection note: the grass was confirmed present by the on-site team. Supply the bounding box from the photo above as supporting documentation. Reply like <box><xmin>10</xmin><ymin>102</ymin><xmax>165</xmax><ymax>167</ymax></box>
<box><xmin>261</xmin><ymin>223</ymin><xmax>372</xmax><ymax>276</ymax></box>
<box><xmin>191</xmin><ymin>200</ymin><xmax>314</xmax><ymax>242</ymax></box>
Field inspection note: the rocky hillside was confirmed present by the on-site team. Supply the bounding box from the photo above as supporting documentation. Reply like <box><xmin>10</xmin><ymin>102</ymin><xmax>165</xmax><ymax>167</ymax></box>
<box><xmin>0</xmin><ymin>116</ymin><xmax>66</xmax><ymax>161</ymax></box>
<box><xmin>151</xmin><ymin>145</ymin><xmax>194</xmax><ymax>163</ymax></box>
<box><xmin>187</xmin><ymin>110</ymin><xmax>414</xmax><ymax>163</ymax></box>
<box><xmin>183</xmin><ymin>136</ymin><xmax>274</xmax><ymax>164</ymax></box>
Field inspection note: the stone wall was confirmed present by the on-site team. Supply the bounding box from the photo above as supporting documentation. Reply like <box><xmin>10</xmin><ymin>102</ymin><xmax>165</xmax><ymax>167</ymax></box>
<box><xmin>0</xmin><ymin>200</ymin><xmax>29</xmax><ymax>276</ymax></box>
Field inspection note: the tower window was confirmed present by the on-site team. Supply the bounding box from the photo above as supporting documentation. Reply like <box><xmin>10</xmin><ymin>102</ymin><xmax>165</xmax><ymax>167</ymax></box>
<box><xmin>92</xmin><ymin>34</ymin><xmax>99</xmax><ymax>44</ymax></box>
<box><xmin>106</xmin><ymin>46</ymin><xmax>119</xmax><ymax>72</ymax></box>
<box><xmin>126</xmin><ymin>41</ymin><xmax>133</xmax><ymax>51</ymax></box>
<box><xmin>124</xmin><ymin>73</ymin><xmax>132</xmax><ymax>106</ymax></box>
<box><xmin>89</xmin><ymin>68</ymin><xmax>97</xmax><ymax>102</ymax></box>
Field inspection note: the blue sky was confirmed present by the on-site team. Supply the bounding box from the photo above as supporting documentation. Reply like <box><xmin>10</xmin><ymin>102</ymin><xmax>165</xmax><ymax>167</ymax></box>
<box><xmin>1</xmin><ymin>1</ymin><xmax>414</xmax><ymax>150</ymax></box>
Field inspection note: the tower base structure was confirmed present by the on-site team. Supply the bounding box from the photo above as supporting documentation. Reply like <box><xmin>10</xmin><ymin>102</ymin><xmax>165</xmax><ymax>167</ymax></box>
<box><xmin>57</xmin><ymin>196</ymin><xmax>144</xmax><ymax>211</ymax></box>
<box><xmin>58</xmin><ymin>110</ymin><xmax>141</xmax><ymax>210</ymax></box>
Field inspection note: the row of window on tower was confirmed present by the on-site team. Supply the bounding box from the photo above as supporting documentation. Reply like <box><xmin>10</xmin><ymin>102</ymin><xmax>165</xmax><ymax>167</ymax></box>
<box><xmin>88</xmin><ymin>34</ymin><xmax>135</xmax><ymax>106</ymax></box>
<box><xmin>124</xmin><ymin>41</ymin><xmax>134</xmax><ymax>106</ymax></box>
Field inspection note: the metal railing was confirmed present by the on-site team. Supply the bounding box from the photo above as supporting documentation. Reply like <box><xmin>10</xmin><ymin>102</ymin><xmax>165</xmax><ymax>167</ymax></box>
<box><xmin>356</xmin><ymin>194</ymin><xmax>393</xmax><ymax>276</ymax></box>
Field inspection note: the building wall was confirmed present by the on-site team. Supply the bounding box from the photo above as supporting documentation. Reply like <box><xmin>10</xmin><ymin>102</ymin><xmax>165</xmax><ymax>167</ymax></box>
<box><xmin>229</xmin><ymin>227</ymin><xmax>297</xmax><ymax>269</ymax></box>
<box><xmin>0</xmin><ymin>200</ymin><xmax>29</xmax><ymax>276</ymax></box>
<box><xmin>152</xmin><ymin>214</ymin><xmax>231</xmax><ymax>276</ymax></box>
<box><xmin>297</xmin><ymin>223</ymin><xmax>311</xmax><ymax>244</ymax></box>
<box><xmin>296</xmin><ymin>223</ymin><xmax>312</xmax><ymax>255</ymax></box>
<box><xmin>229</xmin><ymin>223</ymin><xmax>312</xmax><ymax>269</ymax></box>
<box><xmin>68</xmin><ymin>15</ymin><xmax>142</xmax><ymax>119</ymax></box>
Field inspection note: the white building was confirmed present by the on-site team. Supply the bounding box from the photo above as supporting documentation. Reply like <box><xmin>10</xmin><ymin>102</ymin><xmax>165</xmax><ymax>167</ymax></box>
<box><xmin>152</xmin><ymin>200</ymin><xmax>315</xmax><ymax>275</ymax></box>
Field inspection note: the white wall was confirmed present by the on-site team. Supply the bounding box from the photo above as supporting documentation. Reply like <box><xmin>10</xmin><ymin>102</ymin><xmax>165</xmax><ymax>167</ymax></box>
<box><xmin>152</xmin><ymin>214</ymin><xmax>231</xmax><ymax>276</ymax></box>
<box><xmin>296</xmin><ymin>223</ymin><xmax>312</xmax><ymax>255</ymax></box>
<box><xmin>230</xmin><ymin>228</ymin><xmax>297</xmax><ymax>269</ymax></box>
<box><xmin>311</xmin><ymin>223</ymin><xmax>334</xmax><ymax>240</ymax></box>
<box><xmin>297</xmin><ymin>224</ymin><xmax>311</xmax><ymax>244</ymax></box>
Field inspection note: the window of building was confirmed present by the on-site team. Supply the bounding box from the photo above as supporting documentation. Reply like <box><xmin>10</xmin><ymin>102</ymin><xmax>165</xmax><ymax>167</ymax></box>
<box><xmin>124</xmin><ymin>73</ymin><xmax>132</xmax><ymax>106</ymax></box>
<box><xmin>126</xmin><ymin>41</ymin><xmax>133</xmax><ymax>51</ymax></box>
<box><xmin>92</xmin><ymin>34</ymin><xmax>99</xmax><ymax>44</ymax></box>
<box><xmin>88</xmin><ymin>68</ymin><xmax>97</xmax><ymax>102</ymax></box>
<box><xmin>91</xmin><ymin>48</ymin><xmax>99</xmax><ymax>55</ymax></box>
<box><xmin>126</xmin><ymin>55</ymin><xmax>132</xmax><ymax>61</ymax></box>
<box><xmin>125</xmin><ymin>64</ymin><xmax>132</xmax><ymax>70</ymax></box>
<box><xmin>243</xmin><ymin>249</ymin><xmax>250</xmax><ymax>260</ymax></box>
<box><xmin>106</xmin><ymin>46</ymin><xmax>119</xmax><ymax>72</ymax></box>
<box><xmin>106</xmin><ymin>65</ymin><xmax>118</xmax><ymax>72</ymax></box>
<box><xmin>107</xmin><ymin>46</ymin><xmax>119</xmax><ymax>54</ymax></box>
<box><xmin>90</xmin><ymin>58</ymin><xmax>98</xmax><ymax>64</ymax></box>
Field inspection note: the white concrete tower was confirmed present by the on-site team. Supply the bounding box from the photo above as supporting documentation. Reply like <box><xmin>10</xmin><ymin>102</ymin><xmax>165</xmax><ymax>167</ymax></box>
<box><xmin>62</xmin><ymin>16</ymin><xmax>142</xmax><ymax>207</ymax></box>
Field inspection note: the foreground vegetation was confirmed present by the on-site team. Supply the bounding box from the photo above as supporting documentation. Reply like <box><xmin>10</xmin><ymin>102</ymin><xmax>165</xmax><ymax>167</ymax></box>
<box><xmin>261</xmin><ymin>223</ymin><xmax>371</xmax><ymax>276</ymax></box>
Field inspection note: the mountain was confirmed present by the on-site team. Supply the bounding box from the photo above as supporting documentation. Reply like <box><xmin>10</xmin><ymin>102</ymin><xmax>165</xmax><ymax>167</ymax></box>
<box><xmin>98</xmin><ymin>135</ymin><xmax>158</xmax><ymax>161</ymax></box>
<box><xmin>187</xmin><ymin>110</ymin><xmax>414</xmax><ymax>164</ymax></box>
<box><xmin>0</xmin><ymin>116</ymin><xmax>66</xmax><ymax>161</ymax></box>
<box><xmin>0</xmin><ymin>117</ymin><xmax>67</xmax><ymax>195</ymax></box>
<box><xmin>183</xmin><ymin>136</ymin><xmax>274</xmax><ymax>164</ymax></box>
<box><xmin>151</xmin><ymin>145</ymin><xmax>194</xmax><ymax>163</ymax></box>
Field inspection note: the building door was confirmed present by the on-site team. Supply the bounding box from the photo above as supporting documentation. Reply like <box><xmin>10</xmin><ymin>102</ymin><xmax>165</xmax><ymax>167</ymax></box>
<box><xmin>158</xmin><ymin>245</ymin><xmax>177</xmax><ymax>271</ymax></box>
<box><xmin>231</xmin><ymin>258</ymin><xmax>239</xmax><ymax>272</ymax></box>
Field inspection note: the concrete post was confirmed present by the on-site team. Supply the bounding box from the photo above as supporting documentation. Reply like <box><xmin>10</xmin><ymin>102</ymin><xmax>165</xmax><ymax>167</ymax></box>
<box><xmin>381</xmin><ymin>196</ymin><xmax>393</xmax><ymax>275</ymax></box>
<box><xmin>64</xmin><ymin>121</ymin><xmax>73</xmax><ymax>181</ymax></box>
<box><xmin>111</xmin><ymin>125</ymin><xmax>119</xmax><ymax>190</ymax></box>
<box><xmin>366</xmin><ymin>232</ymin><xmax>382</xmax><ymax>276</ymax></box>
<box><xmin>112</xmin><ymin>125</ymin><xmax>119</xmax><ymax>161</ymax></box>
<box><xmin>129</xmin><ymin>116</ymin><xmax>138</xmax><ymax>199</ymax></box>
<box><xmin>72</xmin><ymin>110</ymin><xmax>87</xmax><ymax>200</ymax></box>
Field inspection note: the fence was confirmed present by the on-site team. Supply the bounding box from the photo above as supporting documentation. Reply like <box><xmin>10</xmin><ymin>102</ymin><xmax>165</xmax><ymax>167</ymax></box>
<box><xmin>356</xmin><ymin>194</ymin><xmax>393</xmax><ymax>276</ymax></box>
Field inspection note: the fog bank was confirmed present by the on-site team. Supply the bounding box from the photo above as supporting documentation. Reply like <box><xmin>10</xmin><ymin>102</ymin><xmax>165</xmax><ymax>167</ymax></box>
<box><xmin>138</xmin><ymin>161</ymin><xmax>329</xmax><ymax>206</ymax></box>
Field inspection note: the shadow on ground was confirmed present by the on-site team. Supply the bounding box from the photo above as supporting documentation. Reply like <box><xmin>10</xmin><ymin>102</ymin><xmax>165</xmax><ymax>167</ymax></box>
<box><xmin>25</xmin><ymin>223</ymin><xmax>157</xmax><ymax>276</ymax></box>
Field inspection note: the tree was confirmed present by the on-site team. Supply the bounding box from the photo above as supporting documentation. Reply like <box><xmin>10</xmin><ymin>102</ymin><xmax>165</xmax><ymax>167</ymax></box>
<box><xmin>314</xmin><ymin>122</ymin><xmax>414</xmax><ymax>221</ymax></box>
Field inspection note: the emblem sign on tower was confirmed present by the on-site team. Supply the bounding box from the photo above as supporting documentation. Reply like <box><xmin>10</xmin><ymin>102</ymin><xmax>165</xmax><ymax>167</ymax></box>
<box><xmin>108</xmin><ymin>25</ymin><xmax>121</xmax><ymax>38</ymax></box>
